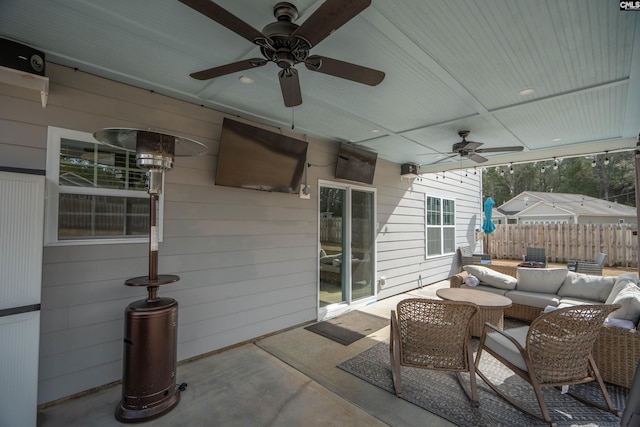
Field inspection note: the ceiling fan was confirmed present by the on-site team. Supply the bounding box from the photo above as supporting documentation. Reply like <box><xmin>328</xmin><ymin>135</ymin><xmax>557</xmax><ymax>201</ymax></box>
<box><xmin>426</xmin><ymin>131</ymin><xmax>524</xmax><ymax>165</ymax></box>
<box><xmin>178</xmin><ymin>0</ymin><xmax>385</xmax><ymax>107</ymax></box>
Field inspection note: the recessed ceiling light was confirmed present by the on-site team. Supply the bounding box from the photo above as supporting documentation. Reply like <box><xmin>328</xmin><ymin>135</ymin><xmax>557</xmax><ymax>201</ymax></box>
<box><xmin>371</xmin><ymin>129</ymin><xmax>380</xmax><ymax>133</ymax></box>
<box><xmin>552</xmin><ymin>137</ymin><xmax>562</xmax><ymax>142</ymax></box>
<box><xmin>239</xmin><ymin>76</ymin><xmax>254</xmax><ymax>84</ymax></box>
<box><xmin>518</xmin><ymin>88</ymin><xmax>535</xmax><ymax>96</ymax></box>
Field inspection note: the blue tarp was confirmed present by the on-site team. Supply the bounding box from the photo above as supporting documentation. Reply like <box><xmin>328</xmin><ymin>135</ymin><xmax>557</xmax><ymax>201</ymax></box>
<box><xmin>482</xmin><ymin>197</ymin><xmax>496</xmax><ymax>234</ymax></box>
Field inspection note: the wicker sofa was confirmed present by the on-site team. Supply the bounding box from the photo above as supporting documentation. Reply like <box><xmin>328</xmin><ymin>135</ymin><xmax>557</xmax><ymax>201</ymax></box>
<box><xmin>450</xmin><ymin>263</ymin><xmax>640</xmax><ymax>388</ymax></box>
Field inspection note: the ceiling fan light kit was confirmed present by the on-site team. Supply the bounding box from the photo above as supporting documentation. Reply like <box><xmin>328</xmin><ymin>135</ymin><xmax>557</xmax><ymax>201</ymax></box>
<box><xmin>178</xmin><ymin>0</ymin><xmax>385</xmax><ymax>107</ymax></box>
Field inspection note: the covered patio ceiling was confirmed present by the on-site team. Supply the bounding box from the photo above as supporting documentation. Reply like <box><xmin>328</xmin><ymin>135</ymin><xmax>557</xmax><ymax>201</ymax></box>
<box><xmin>0</xmin><ymin>0</ymin><xmax>638</xmax><ymax>173</ymax></box>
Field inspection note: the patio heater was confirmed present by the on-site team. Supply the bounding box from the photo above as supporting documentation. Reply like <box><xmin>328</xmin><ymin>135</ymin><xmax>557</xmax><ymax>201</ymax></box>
<box><xmin>93</xmin><ymin>128</ymin><xmax>206</xmax><ymax>423</ymax></box>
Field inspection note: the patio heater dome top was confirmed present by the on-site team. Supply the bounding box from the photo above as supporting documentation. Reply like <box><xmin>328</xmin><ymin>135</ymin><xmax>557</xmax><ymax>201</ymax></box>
<box><xmin>93</xmin><ymin>128</ymin><xmax>208</xmax><ymax>170</ymax></box>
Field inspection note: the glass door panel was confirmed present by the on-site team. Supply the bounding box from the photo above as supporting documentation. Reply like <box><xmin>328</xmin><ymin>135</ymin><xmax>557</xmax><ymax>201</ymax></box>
<box><xmin>319</xmin><ymin>187</ymin><xmax>346</xmax><ymax>307</ymax></box>
<box><xmin>351</xmin><ymin>190</ymin><xmax>374</xmax><ymax>301</ymax></box>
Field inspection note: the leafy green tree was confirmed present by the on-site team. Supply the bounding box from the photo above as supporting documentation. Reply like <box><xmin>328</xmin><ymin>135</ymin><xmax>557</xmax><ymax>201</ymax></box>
<box><xmin>482</xmin><ymin>153</ymin><xmax>636</xmax><ymax>207</ymax></box>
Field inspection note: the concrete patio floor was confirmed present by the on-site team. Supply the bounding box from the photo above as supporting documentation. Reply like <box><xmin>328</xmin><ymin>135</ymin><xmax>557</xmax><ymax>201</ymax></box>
<box><xmin>37</xmin><ymin>280</ymin><xmax>455</xmax><ymax>427</ymax></box>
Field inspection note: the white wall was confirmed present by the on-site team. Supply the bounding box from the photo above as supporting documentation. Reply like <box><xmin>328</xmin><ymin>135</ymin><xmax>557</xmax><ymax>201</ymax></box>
<box><xmin>0</xmin><ymin>63</ymin><xmax>481</xmax><ymax>404</ymax></box>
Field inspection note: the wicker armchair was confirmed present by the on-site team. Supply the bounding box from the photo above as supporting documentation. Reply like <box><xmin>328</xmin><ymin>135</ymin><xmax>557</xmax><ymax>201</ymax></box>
<box><xmin>568</xmin><ymin>252</ymin><xmax>607</xmax><ymax>276</ymax></box>
<box><xmin>475</xmin><ymin>304</ymin><xmax>621</xmax><ymax>425</ymax></box>
<box><xmin>524</xmin><ymin>247</ymin><xmax>547</xmax><ymax>266</ymax></box>
<box><xmin>459</xmin><ymin>246</ymin><xmax>489</xmax><ymax>267</ymax></box>
<box><xmin>390</xmin><ymin>298</ymin><xmax>480</xmax><ymax>406</ymax></box>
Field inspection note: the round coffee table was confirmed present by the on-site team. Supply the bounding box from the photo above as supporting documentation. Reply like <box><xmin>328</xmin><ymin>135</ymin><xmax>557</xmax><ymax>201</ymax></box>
<box><xmin>436</xmin><ymin>288</ymin><xmax>512</xmax><ymax>337</ymax></box>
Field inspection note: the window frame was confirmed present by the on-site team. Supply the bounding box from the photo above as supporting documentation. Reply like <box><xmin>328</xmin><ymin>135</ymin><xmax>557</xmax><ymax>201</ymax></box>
<box><xmin>45</xmin><ymin>126</ymin><xmax>162</xmax><ymax>246</ymax></box>
<box><xmin>425</xmin><ymin>195</ymin><xmax>456</xmax><ymax>258</ymax></box>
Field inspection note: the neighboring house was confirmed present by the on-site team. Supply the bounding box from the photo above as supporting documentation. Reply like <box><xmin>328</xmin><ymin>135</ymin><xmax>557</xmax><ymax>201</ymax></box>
<box><xmin>0</xmin><ymin>64</ymin><xmax>483</xmax><ymax>405</ymax></box>
<box><xmin>490</xmin><ymin>208</ymin><xmax>507</xmax><ymax>225</ymax></box>
<box><xmin>497</xmin><ymin>191</ymin><xmax>637</xmax><ymax>225</ymax></box>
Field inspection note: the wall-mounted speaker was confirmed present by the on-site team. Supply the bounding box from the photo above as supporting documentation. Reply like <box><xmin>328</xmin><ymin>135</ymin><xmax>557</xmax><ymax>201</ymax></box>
<box><xmin>401</xmin><ymin>163</ymin><xmax>419</xmax><ymax>178</ymax></box>
<box><xmin>0</xmin><ymin>38</ymin><xmax>46</xmax><ymax>76</ymax></box>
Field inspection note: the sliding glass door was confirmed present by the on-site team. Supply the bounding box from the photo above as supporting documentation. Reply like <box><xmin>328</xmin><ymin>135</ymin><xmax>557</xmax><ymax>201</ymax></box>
<box><xmin>319</xmin><ymin>183</ymin><xmax>375</xmax><ymax>313</ymax></box>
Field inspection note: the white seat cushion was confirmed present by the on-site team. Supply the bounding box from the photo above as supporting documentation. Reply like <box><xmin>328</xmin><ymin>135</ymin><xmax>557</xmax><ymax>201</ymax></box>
<box><xmin>505</xmin><ymin>290</ymin><xmax>560</xmax><ymax>309</ymax></box>
<box><xmin>484</xmin><ymin>326</ymin><xmax>529</xmax><ymax>371</ymax></box>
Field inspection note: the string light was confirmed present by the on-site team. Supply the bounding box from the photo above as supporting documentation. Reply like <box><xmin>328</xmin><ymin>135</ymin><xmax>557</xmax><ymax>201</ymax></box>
<box><xmin>540</xmin><ymin>164</ymin><xmax>546</xmax><ymax>173</ymax></box>
<box><xmin>500</xmin><ymin>168</ymin><xmax>505</xmax><ymax>176</ymax></box>
<box><xmin>509</xmin><ymin>163</ymin><xmax>514</xmax><ymax>174</ymax></box>
<box><xmin>604</xmin><ymin>151</ymin><xmax>610</xmax><ymax>165</ymax></box>
<box><xmin>591</xmin><ymin>158</ymin><xmax>597</xmax><ymax>167</ymax></box>
<box><xmin>553</xmin><ymin>158</ymin><xmax>559</xmax><ymax>170</ymax></box>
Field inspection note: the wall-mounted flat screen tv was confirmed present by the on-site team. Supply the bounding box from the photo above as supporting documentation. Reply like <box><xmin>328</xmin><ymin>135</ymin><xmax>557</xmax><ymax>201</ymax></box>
<box><xmin>335</xmin><ymin>143</ymin><xmax>377</xmax><ymax>185</ymax></box>
<box><xmin>215</xmin><ymin>118</ymin><xmax>308</xmax><ymax>194</ymax></box>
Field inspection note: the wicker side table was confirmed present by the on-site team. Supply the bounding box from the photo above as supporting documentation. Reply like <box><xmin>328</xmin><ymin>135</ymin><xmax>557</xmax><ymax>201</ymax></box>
<box><xmin>436</xmin><ymin>288</ymin><xmax>513</xmax><ymax>337</ymax></box>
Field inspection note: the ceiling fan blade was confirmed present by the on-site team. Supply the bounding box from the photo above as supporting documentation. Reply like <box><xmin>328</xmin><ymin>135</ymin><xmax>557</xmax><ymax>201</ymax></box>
<box><xmin>468</xmin><ymin>153</ymin><xmax>488</xmax><ymax>163</ymax></box>
<box><xmin>424</xmin><ymin>153</ymin><xmax>458</xmax><ymax>165</ymax></box>
<box><xmin>190</xmin><ymin>58</ymin><xmax>267</xmax><ymax>80</ymax></box>
<box><xmin>305</xmin><ymin>55</ymin><xmax>384</xmax><ymax>86</ymax></box>
<box><xmin>475</xmin><ymin>146</ymin><xmax>524</xmax><ymax>153</ymax></box>
<box><xmin>292</xmin><ymin>0</ymin><xmax>371</xmax><ymax>48</ymax></box>
<box><xmin>279</xmin><ymin>68</ymin><xmax>302</xmax><ymax>107</ymax></box>
<box><xmin>178</xmin><ymin>0</ymin><xmax>267</xmax><ymax>44</ymax></box>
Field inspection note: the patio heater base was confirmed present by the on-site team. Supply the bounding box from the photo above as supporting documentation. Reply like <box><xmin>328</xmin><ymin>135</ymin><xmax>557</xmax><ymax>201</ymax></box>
<box><xmin>115</xmin><ymin>296</ymin><xmax>180</xmax><ymax>423</ymax></box>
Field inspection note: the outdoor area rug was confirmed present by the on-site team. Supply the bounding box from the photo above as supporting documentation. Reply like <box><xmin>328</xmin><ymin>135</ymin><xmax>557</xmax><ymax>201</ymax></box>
<box><xmin>338</xmin><ymin>341</ymin><xmax>628</xmax><ymax>426</ymax></box>
<box><xmin>304</xmin><ymin>311</ymin><xmax>388</xmax><ymax>345</ymax></box>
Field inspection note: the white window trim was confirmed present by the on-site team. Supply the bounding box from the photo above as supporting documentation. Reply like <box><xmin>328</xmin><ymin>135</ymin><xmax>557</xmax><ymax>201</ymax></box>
<box><xmin>425</xmin><ymin>194</ymin><xmax>456</xmax><ymax>258</ymax></box>
<box><xmin>45</xmin><ymin>126</ymin><xmax>162</xmax><ymax>246</ymax></box>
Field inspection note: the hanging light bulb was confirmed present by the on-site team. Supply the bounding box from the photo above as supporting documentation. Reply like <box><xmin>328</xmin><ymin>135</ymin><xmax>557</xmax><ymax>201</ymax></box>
<box><xmin>509</xmin><ymin>164</ymin><xmax>514</xmax><ymax>174</ymax></box>
<box><xmin>553</xmin><ymin>158</ymin><xmax>559</xmax><ymax>170</ymax></box>
<box><xmin>541</xmin><ymin>164</ymin><xmax>546</xmax><ymax>173</ymax></box>
<box><xmin>604</xmin><ymin>151</ymin><xmax>610</xmax><ymax>165</ymax></box>
<box><xmin>500</xmin><ymin>169</ymin><xmax>505</xmax><ymax>176</ymax></box>
<box><xmin>591</xmin><ymin>158</ymin><xmax>597</xmax><ymax>167</ymax></box>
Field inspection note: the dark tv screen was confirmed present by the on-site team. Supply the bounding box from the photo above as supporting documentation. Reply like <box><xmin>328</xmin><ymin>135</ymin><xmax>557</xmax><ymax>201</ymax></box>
<box><xmin>215</xmin><ymin>118</ymin><xmax>308</xmax><ymax>194</ymax></box>
<box><xmin>335</xmin><ymin>143</ymin><xmax>377</xmax><ymax>184</ymax></box>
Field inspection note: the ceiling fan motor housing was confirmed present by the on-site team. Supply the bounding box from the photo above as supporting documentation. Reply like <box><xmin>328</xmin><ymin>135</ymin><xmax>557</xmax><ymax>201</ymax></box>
<box><xmin>261</xmin><ymin>3</ymin><xmax>309</xmax><ymax>68</ymax></box>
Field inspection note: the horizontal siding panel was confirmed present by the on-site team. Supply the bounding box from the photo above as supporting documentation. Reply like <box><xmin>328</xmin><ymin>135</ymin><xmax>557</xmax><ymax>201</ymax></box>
<box><xmin>172</xmin><ymin>271</ymin><xmax>315</xmax><ymax>304</ymax></box>
<box><xmin>161</xmin><ymin>234</ymin><xmax>316</xmax><ymax>256</ymax></box>
<box><xmin>38</xmin><ymin>340</ymin><xmax>120</xmax><ymax>381</ymax></box>
<box><xmin>38</xmin><ymin>360</ymin><xmax>121</xmax><ymax>405</ymax></box>
<box><xmin>40</xmin><ymin>319</ymin><xmax>122</xmax><ymax>358</ymax></box>
<box><xmin>0</xmin><ymin>143</ymin><xmax>46</xmax><ymax>170</ymax></box>
<box><xmin>163</xmin><ymin>219</ymin><xmax>316</xmax><ymax>238</ymax></box>
<box><xmin>164</xmin><ymin>201</ymin><xmax>315</xmax><ymax>221</ymax></box>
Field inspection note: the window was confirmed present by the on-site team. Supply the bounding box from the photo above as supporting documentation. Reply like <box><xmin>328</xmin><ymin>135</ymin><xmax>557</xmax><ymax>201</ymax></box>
<box><xmin>426</xmin><ymin>195</ymin><xmax>455</xmax><ymax>257</ymax></box>
<box><xmin>45</xmin><ymin>127</ymin><xmax>157</xmax><ymax>245</ymax></box>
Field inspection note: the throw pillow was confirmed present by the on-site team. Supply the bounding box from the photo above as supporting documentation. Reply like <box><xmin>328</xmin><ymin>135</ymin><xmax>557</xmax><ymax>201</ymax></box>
<box><xmin>557</xmin><ymin>272</ymin><xmax>616</xmax><ymax>303</ymax></box>
<box><xmin>605</xmin><ymin>273</ymin><xmax>639</xmax><ymax>305</ymax></box>
<box><xmin>604</xmin><ymin>317</ymin><xmax>637</xmax><ymax>330</ymax></box>
<box><xmin>608</xmin><ymin>281</ymin><xmax>640</xmax><ymax>324</ymax></box>
<box><xmin>463</xmin><ymin>265</ymin><xmax>517</xmax><ymax>290</ymax></box>
<box><xmin>464</xmin><ymin>275</ymin><xmax>479</xmax><ymax>287</ymax></box>
<box><xmin>516</xmin><ymin>268</ymin><xmax>568</xmax><ymax>294</ymax></box>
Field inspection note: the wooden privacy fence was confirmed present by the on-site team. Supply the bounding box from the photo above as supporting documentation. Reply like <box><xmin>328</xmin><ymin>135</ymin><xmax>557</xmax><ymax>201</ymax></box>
<box><xmin>487</xmin><ymin>223</ymin><xmax>639</xmax><ymax>268</ymax></box>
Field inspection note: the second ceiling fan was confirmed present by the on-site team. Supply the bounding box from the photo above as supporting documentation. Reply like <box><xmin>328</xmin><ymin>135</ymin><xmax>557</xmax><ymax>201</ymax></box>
<box><xmin>427</xmin><ymin>131</ymin><xmax>524</xmax><ymax>165</ymax></box>
<box><xmin>178</xmin><ymin>0</ymin><xmax>385</xmax><ymax>107</ymax></box>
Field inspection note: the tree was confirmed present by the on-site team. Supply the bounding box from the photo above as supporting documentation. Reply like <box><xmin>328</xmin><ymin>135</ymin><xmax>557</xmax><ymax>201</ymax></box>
<box><xmin>482</xmin><ymin>153</ymin><xmax>636</xmax><ymax>207</ymax></box>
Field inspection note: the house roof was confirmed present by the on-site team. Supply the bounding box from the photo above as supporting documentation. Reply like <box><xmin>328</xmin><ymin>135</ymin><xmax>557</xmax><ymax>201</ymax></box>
<box><xmin>498</xmin><ymin>191</ymin><xmax>637</xmax><ymax>218</ymax></box>
<box><xmin>0</xmin><ymin>1</ymin><xmax>638</xmax><ymax>173</ymax></box>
